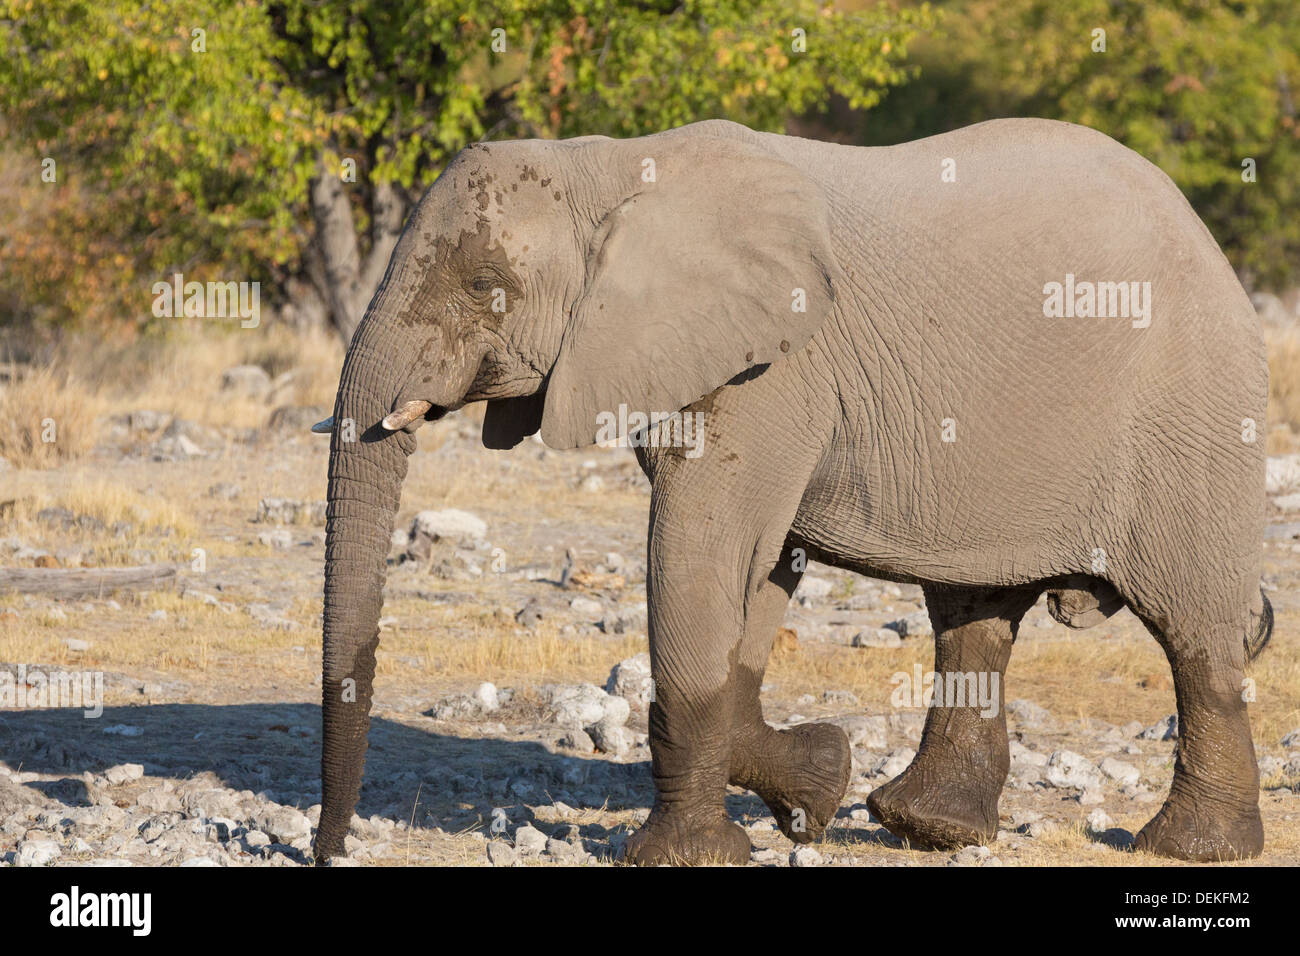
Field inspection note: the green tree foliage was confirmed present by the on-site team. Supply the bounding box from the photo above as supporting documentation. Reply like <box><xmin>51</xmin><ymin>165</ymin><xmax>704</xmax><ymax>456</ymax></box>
<box><xmin>0</xmin><ymin>0</ymin><xmax>933</xmax><ymax>336</ymax></box>
<box><xmin>854</xmin><ymin>0</ymin><xmax>1300</xmax><ymax>290</ymax></box>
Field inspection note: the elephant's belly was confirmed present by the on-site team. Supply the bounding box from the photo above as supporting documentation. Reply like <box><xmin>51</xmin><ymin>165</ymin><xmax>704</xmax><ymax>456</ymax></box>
<box><xmin>788</xmin><ymin>453</ymin><xmax>1076</xmax><ymax>588</ymax></box>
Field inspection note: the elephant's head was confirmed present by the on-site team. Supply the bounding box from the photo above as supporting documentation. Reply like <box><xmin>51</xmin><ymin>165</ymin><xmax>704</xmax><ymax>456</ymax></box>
<box><xmin>312</xmin><ymin>124</ymin><xmax>844</xmax><ymax>862</ymax></box>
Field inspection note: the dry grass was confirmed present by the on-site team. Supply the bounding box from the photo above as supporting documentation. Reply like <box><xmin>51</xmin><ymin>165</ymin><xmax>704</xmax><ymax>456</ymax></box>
<box><xmin>0</xmin><ymin>364</ymin><xmax>105</xmax><ymax>468</ymax></box>
<box><xmin>67</xmin><ymin>321</ymin><xmax>343</xmax><ymax>429</ymax></box>
<box><xmin>1266</xmin><ymin>326</ymin><xmax>1300</xmax><ymax>453</ymax></box>
<box><xmin>0</xmin><ymin>469</ymin><xmax>200</xmax><ymax>567</ymax></box>
<box><xmin>1</xmin><ymin>321</ymin><xmax>342</xmax><ymax>470</ymax></box>
<box><xmin>10</xmin><ymin>475</ymin><xmax>197</xmax><ymax>536</ymax></box>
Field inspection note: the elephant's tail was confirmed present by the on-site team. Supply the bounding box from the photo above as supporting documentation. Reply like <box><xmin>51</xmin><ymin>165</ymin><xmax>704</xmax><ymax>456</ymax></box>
<box><xmin>1246</xmin><ymin>590</ymin><xmax>1273</xmax><ymax>662</ymax></box>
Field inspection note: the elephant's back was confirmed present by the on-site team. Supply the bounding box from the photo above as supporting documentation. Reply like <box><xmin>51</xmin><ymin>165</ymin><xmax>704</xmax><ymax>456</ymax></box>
<box><xmin>794</xmin><ymin>117</ymin><xmax>1261</xmax><ymax>380</ymax></box>
<box><xmin>782</xmin><ymin>119</ymin><xmax>1266</xmax><ymax>567</ymax></box>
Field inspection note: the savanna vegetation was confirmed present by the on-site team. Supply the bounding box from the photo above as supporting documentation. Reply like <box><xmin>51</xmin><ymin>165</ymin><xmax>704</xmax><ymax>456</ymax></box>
<box><xmin>0</xmin><ymin>0</ymin><xmax>1297</xmax><ymax>451</ymax></box>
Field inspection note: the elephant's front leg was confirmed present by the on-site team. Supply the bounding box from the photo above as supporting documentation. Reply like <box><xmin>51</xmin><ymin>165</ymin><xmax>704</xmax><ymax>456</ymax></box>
<box><xmin>867</xmin><ymin>584</ymin><xmax>1037</xmax><ymax>849</ymax></box>
<box><xmin>620</xmin><ymin>506</ymin><xmax>754</xmax><ymax>865</ymax></box>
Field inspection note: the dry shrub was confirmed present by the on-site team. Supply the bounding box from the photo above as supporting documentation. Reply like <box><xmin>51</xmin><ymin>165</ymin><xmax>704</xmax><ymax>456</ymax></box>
<box><xmin>19</xmin><ymin>475</ymin><xmax>197</xmax><ymax>537</ymax></box>
<box><xmin>0</xmin><ymin>365</ymin><xmax>104</xmax><ymax>468</ymax></box>
<box><xmin>1266</xmin><ymin>326</ymin><xmax>1300</xmax><ymax>452</ymax></box>
<box><xmin>0</xmin><ymin>322</ymin><xmax>343</xmax><ymax>470</ymax></box>
<box><xmin>61</xmin><ymin>321</ymin><xmax>343</xmax><ymax>428</ymax></box>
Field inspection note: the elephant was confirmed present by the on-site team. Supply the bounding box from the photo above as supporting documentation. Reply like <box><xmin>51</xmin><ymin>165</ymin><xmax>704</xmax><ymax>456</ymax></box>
<box><xmin>311</xmin><ymin>117</ymin><xmax>1274</xmax><ymax>865</ymax></box>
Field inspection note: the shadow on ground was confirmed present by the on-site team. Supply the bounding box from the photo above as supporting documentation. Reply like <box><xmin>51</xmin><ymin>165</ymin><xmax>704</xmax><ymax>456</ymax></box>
<box><xmin>0</xmin><ymin>703</ymin><xmax>655</xmax><ymax>836</ymax></box>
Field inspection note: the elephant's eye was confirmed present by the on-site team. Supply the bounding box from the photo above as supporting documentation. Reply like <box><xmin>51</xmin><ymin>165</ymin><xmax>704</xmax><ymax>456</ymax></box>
<box><xmin>468</xmin><ymin>273</ymin><xmax>498</xmax><ymax>295</ymax></box>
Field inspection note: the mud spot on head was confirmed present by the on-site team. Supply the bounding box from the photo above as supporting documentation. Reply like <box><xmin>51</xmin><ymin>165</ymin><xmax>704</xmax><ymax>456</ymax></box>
<box><xmin>406</xmin><ymin>219</ymin><xmax>522</xmax><ymax>334</ymax></box>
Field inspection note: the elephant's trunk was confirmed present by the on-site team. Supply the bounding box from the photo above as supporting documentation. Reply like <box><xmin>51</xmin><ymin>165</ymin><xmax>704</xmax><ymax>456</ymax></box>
<box><xmin>314</xmin><ymin>321</ymin><xmax>419</xmax><ymax>863</ymax></box>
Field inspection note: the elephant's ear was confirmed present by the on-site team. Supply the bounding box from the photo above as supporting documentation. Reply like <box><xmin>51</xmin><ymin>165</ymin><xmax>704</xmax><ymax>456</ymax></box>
<box><xmin>482</xmin><ymin>392</ymin><xmax>545</xmax><ymax>449</ymax></box>
<box><xmin>539</xmin><ymin>138</ymin><xmax>842</xmax><ymax>450</ymax></box>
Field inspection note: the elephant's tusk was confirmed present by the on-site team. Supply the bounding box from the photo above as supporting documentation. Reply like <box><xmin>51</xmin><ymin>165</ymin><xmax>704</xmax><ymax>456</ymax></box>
<box><xmin>310</xmin><ymin>417</ymin><xmax>335</xmax><ymax>434</ymax></box>
<box><xmin>382</xmin><ymin>399</ymin><xmax>433</xmax><ymax>431</ymax></box>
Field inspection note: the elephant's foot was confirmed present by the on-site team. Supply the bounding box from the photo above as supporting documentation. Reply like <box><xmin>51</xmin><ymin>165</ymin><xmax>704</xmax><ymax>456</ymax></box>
<box><xmin>1135</xmin><ymin>796</ymin><xmax>1263</xmax><ymax>861</ymax></box>
<box><xmin>621</xmin><ymin>807</ymin><xmax>751</xmax><ymax>866</ymax></box>
<box><xmin>732</xmin><ymin>722</ymin><xmax>851</xmax><ymax>844</ymax></box>
<box><xmin>866</xmin><ymin>759</ymin><xmax>1001</xmax><ymax>850</ymax></box>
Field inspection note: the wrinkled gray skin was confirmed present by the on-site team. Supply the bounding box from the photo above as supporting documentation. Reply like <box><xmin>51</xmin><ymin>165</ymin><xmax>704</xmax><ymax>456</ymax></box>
<box><xmin>314</xmin><ymin>118</ymin><xmax>1273</xmax><ymax>865</ymax></box>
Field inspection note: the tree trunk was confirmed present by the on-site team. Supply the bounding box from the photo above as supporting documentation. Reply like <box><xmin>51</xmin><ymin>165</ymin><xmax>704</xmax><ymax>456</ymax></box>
<box><xmin>308</xmin><ymin>153</ymin><xmax>408</xmax><ymax>346</ymax></box>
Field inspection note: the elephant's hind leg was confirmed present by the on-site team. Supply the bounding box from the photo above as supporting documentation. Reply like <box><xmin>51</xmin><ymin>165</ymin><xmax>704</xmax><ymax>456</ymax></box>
<box><xmin>1129</xmin><ymin>599</ymin><xmax>1263</xmax><ymax>861</ymax></box>
<box><xmin>867</xmin><ymin>584</ymin><xmax>1038</xmax><ymax>849</ymax></box>
<box><xmin>729</xmin><ymin>546</ymin><xmax>851</xmax><ymax>844</ymax></box>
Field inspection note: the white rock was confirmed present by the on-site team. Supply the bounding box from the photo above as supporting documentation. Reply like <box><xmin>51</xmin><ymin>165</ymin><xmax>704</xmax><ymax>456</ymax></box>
<box><xmin>1009</xmin><ymin>740</ymin><xmax>1048</xmax><ymax>767</ymax></box>
<box><xmin>569</xmin><ymin>597</ymin><xmax>603</xmax><ymax>618</ymax></box>
<box><xmin>253</xmin><ymin>806</ymin><xmax>313</xmax><ymax>844</ymax></box>
<box><xmin>1099</xmin><ymin>757</ymin><xmax>1140</xmax><ymax>787</ymax></box>
<box><xmin>486</xmin><ymin>841</ymin><xmax>519</xmax><ymax>866</ymax></box>
<box><xmin>798</xmin><ymin>578</ymin><xmax>834</xmax><ymax>600</ymax></box>
<box><xmin>558</xmin><ymin>729</ymin><xmax>595</xmax><ymax>754</ymax></box>
<box><xmin>175</xmin><ymin>434</ymin><xmax>204</xmax><ymax>458</ymax></box>
<box><xmin>257</xmin><ymin>529</ymin><xmax>293</xmax><ymax>549</ymax></box>
<box><xmin>1077</xmin><ymin>787</ymin><xmax>1105</xmax><ymax>806</ymax></box>
<box><xmin>599</xmin><ymin>603</ymin><xmax>647</xmax><ymax>635</ymax></box>
<box><xmin>220</xmin><ymin>364</ymin><xmax>272</xmax><ymax>399</ymax></box>
<box><xmin>606</xmin><ymin>653</ymin><xmax>654</xmax><ymax>709</ymax></box>
<box><xmin>948</xmin><ymin>845</ymin><xmax>999</xmax><ymax>867</ymax></box>
<box><xmin>1044</xmin><ymin>750</ymin><xmax>1104</xmax><ymax>791</ymax></box>
<box><xmin>513</xmin><ymin>825</ymin><xmax>548</xmax><ymax>855</ymax></box>
<box><xmin>474</xmin><ymin>682</ymin><xmax>500</xmax><ymax>712</ymax></box>
<box><xmin>104</xmin><ymin>763</ymin><xmax>145</xmax><ymax>785</ymax></box>
<box><xmin>1280</xmin><ymin>728</ymin><xmax>1300</xmax><ymax>749</ymax></box>
<box><xmin>790</xmin><ymin>846</ymin><xmax>823</xmax><ymax>867</ymax></box>
<box><xmin>874</xmin><ymin>748</ymin><xmax>916</xmax><ymax>779</ymax></box>
<box><xmin>1139</xmin><ymin>715</ymin><xmax>1178</xmax><ymax>741</ymax></box>
<box><xmin>1006</xmin><ymin>699</ymin><xmax>1054</xmax><ymax>729</ymax></box>
<box><xmin>1266</xmin><ymin>455</ymin><xmax>1300</xmax><ymax>494</ymax></box>
<box><xmin>853</xmin><ymin>628</ymin><xmax>902</xmax><ymax>649</ymax></box>
<box><xmin>1085</xmin><ymin>808</ymin><xmax>1113</xmax><ymax>832</ymax></box>
<box><xmin>16</xmin><ymin>839</ymin><xmax>62</xmax><ymax>866</ymax></box>
<box><xmin>588</xmin><ymin>719</ymin><xmax>631</xmax><ymax>757</ymax></box>
<box><xmin>830</xmin><ymin>715</ymin><xmax>888</xmax><ymax>749</ymax></box>
<box><xmin>597</xmin><ymin>693</ymin><xmax>630</xmax><ymax>727</ymax></box>
<box><xmin>544</xmin><ymin>683</ymin><xmax>627</xmax><ymax>730</ymax></box>
<box><xmin>885</xmin><ymin>610</ymin><xmax>933</xmax><ymax>639</ymax></box>
<box><xmin>410</xmin><ymin>509</ymin><xmax>487</xmax><ymax>543</ymax></box>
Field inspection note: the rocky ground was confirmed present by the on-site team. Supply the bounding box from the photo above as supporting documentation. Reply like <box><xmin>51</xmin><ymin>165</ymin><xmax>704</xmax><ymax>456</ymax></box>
<box><xmin>1</xmin><ymin>373</ymin><xmax>1299</xmax><ymax>867</ymax></box>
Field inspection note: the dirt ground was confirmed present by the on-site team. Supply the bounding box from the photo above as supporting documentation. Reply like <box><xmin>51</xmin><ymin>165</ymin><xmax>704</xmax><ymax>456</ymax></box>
<box><xmin>1</xmin><ymin>343</ymin><xmax>1298</xmax><ymax>867</ymax></box>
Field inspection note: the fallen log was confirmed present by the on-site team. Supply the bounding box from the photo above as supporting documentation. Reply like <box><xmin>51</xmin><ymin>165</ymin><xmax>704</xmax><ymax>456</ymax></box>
<box><xmin>0</xmin><ymin>564</ymin><xmax>177</xmax><ymax>599</ymax></box>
